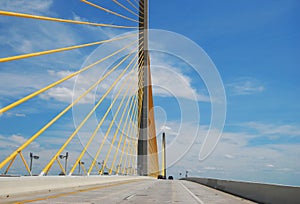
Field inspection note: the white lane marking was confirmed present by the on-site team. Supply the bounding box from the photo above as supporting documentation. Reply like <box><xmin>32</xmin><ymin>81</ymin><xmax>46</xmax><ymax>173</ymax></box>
<box><xmin>179</xmin><ymin>181</ymin><xmax>205</xmax><ymax>204</ymax></box>
<box><xmin>124</xmin><ymin>194</ymin><xmax>135</xmax><ymax>200</ymax></box>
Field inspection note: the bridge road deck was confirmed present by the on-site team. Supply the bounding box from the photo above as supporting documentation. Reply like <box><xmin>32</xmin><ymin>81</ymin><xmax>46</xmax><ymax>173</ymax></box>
<box><xmin>2</xmin><ymin>179</ymin><xmax>256</xmax><ymax>204</ymax></box>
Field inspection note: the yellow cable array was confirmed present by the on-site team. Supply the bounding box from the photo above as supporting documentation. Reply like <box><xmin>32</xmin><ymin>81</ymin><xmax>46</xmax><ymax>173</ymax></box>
<box><xmin>106</xmin><ymin>59</ymin><xmax>142</xmax><ymax>174</ymax></box>
<box><xmin>117</xmin><ymin>98</ymin><xmax>137</xmax><ymax>175</ymax></box>
<box><xmin>112</xmin><ymin>0</ymin><xmax>143</xmax><ymax>19</ymax></box>
<box><xmin>0</xmin><ymin>34</ymin><xmax>135</xmax><ymax>63</ymax></box>
<box><xmin>0</xmin><ymin>38</ymin><xmax>138</xmax><ymax>114</ymax></box>
<box><xmin>98</xmin><ymin>59</ymin><xmax>139</xmax><ymax>174</ymax></box>
<box><xmin>129</xmin><ymin>143</ymin><xmax>137</xmax><ymax>175</ymax></box>
<box><xmin>0</xmin><ymin>42</ymin><xmax>138</xmax><ymax>171</ymax></box>
<box><xmin>131</xmin><ymin>105</ymin><xmax>139</xmax><ymax>175</ymax></box>
<box><xmin>102</xmin><ymin>70</ymin><xmax>137</xmax><ymax>175</ymax></box>
<box><xmin>69</xmin><ymin>77</ymin><xmax>130</xmax><ymax>175</ymax></box>
<box><xmin>134</xmin><ymin>0</ymin><xmax>144</xmax><ymax>14</ymax></box>
<box><xmin>121</xmin><ymin>123</ymin><xmax>136</xmax><ymax>175</ymax></box>
<box><xmin>86</xmin><ymin>53</ymin><xmax>139</xmax><ymax>174</ymax></box>
<box><xmin>69</xmin><ymin>64</ymin><xmax>137</xmax><ymax>175</ymax></box>
<box><xmin>81</xmin><ymin>0</ymin><xmax>139</xmax><ymax>23</ymax></box>
<box><xmin>85</xmin><ymin>48</ymin><xmax>142</xmax><ymax>175</ymax></box>
<box><xmin>126</xmin><ymin>137</ymin><xmax>135</xmax><ymax>175</ymax></box>
<box><xmin>126</xmin><ymin>0</ymin><xmax>141</xmax><ymax>13</ymax></box>
<box><xmin>115</xmin><ymin>97</ymin><xmax>138</xmax><ymax>174</ymax></box>
<box><xmin>0</xmin><ymin>10</ymin><xmax>138</xmax><ymax>29</ymax></box>
<box><xmin>109</xmin><ymin>91</ymin><xmax>138</xmax><ymax>174</ymax></box>
<box><xmin>126</xmin><ymin>120</ymin><xmax>137</xmax><ymax>175</ymax></box>
<box><xmin>114</xmin><ymin>55</ymin><xmax>142</xmax><ymax>175</ymax></box>
<box><xmin>41</xmin><ymin>51</ymin><xmax>139</xmax><ymax>175</ymax></box>
<box><xmin>0</xmin><ymin>0</ymin><xmax>160</xmax><ymax>176</ymax></box>
<box><xmin>121</xmin><ymin>137</ymin><xmax>131</xmax><ymax>174</ymax></box>
<box><xmin>86</xmin><ymin>51</ymin><xmax>142</xmax><ymax>175</ymax></box>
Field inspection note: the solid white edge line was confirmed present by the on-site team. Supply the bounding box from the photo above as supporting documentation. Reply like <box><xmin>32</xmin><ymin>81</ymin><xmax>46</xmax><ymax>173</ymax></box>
<box><xmin>124</xmin><ymin>194</ymin><xmax>135</xmax><ymax>200</ymax></box>
<box><xmin>179</xmin><ymin>181</ymin><xmax>205</xmax><ymax>204</ymax></box>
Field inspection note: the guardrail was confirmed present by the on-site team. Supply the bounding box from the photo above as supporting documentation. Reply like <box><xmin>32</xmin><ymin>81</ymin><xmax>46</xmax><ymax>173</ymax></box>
<box><xmin>182</xmin><ymin>177</ymin><xmax>300</xmax><ymax>204</ymax></box>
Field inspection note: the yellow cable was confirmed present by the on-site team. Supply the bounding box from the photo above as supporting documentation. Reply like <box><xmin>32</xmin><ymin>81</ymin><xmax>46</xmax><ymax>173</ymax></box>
<box><xmin>0</xmin><ymin>34</ymin><xmax>136</xmax><ymax>63</ymax></box>
<box><xmin>4</xmin><ymin>154</ymin><xmax>17</xmax><ymax>175</ymax></box>
<box><xmin>19</xmin><ymin>152</ymin><xmax>31</xmax><ymax>176</ymax></box>
<box><xmin>41</xmin><ymin>52</ymin><xmax>138</xmax><ymax>175</ymax></box>
<box><xmin>0</xmin><ymin>10</ymin><xmax>138</xmax><ymax>29</ymax></box>
<box><xmin>56</xmin><ymin>157</ymin><xmax>66</xmax><ymax>175</ymax></box>
<box><xmin>80</xmin><ymin>162</ymin><xmax>87</xmax><ymax>175</ymax></box>
<box><xmin>0</xmin><ymin>39</ymin><xmax>138</xmax><ymax>114</ymax></box>
<box><xmin>81</xmin><ymin>0</ymin><xmax>139</xmax><ymax>23</ymax></box>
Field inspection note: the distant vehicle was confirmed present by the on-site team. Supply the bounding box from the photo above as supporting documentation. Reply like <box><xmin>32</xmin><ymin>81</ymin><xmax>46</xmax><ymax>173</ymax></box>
<box><xmin>103</xmin><ymin>172</ymin><xmax>109</xmax><ymax>175</ymax></box>
<box><xmin>168</xmin><ymin>176</ymin><xmax>174</xmax><ymax>180</ymax></box>
<box><xmin>157</xmin><ymin>175</ymin><xmax>163</xmax><ymax>179</ymax></box>
<box><xmin>58</xmin><ymin>172</ymin><xmax>65</xmax><ymax>176</ymax></box>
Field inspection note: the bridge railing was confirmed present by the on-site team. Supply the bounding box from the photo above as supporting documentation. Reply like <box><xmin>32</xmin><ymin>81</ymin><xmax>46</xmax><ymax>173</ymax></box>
<box><xmin>183</xmin><ymin>177</ymin><xmax>300</xmax><ymax>204</ymax></box>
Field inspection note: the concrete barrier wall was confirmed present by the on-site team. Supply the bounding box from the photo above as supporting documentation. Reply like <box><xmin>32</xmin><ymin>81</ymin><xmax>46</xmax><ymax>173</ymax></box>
<box><xmin>182</xmin><ymin>177</ymin><xmax>300</xmax><ymax>204</ymax></box>
<box><xmin>0</xmin><ymin>176</ymin><xmax>151</xmax><ymax>198</ymax></box>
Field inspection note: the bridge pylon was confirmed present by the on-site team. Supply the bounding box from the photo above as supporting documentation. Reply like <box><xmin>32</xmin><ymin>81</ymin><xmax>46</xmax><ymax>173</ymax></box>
<box><xmin>137</xmin><ymin>0</ymin><xmax>159</xmax><ymax>177</ymax></box>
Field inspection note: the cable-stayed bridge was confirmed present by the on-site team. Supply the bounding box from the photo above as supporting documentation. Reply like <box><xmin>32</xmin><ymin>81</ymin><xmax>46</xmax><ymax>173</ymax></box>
<box><xmin>0</xmin><ymin>1</ymin><xmax>299</xmax><ymax>203</ymax></box>
<box><xmin>0</xmin><ymin>0</ymin><xmax>158</xmax><ymax>178</ymax></box>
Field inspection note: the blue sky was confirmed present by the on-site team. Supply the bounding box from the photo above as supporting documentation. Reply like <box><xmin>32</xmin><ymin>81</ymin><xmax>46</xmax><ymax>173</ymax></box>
<box><xmin>0</xmin><ymin>0</ymin><xmax>299</xmax><ymax>185</ymax></box>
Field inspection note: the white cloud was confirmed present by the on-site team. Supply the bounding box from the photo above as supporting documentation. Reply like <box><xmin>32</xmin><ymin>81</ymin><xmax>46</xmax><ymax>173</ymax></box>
<box><xmin>150</xmin><ymin>54</ymin><xmax>210</xmax><ymax>102</ymax></box>
<box><xmin>3</xmin><ymin>112</ymin><xmax>26</xmax><ymax>117</ymax></box>
<box><xmin>225</xmin><ymin>154</ymin><xmax>234</xmax><ymax>159</ymax></box>
<box><xmin>0</xmin><ymin>72</ymin><xmax>51</xmax><ymax>97</ymax></box>
<box><xmin>162</xmin><ymin>121</ymin><xmax>300</xmax><ymax>185</ymax></box>
<box><xmin>160</xmin><ymin>125</ymin><xmax>171</xmax><ymax>131</ymax></box>
<box><xmin>0</xmin><ymin>0</ymin><xmax>53</xmax><ymax>14</ymax></box>
<box><xmin>15</xmin><ymin>113</ymin><xmax>26</xmax><ymax>117</ymax></box>
<box><xmin>244</xmin><ymin>122</ymin><xmax>300</xmax><ymax>137</ymax></box>
<box><xmin>10</xmin><ymin>134</ymin><xmax>28</xmax><ymax>144</ymax></box>
<box><xmin>0</xmin><ymin>134</ymin><xmax>40</xmax><ymax>149</ymax></box>
<box><xmin>265</xmin><ymin>164</ymin><xmax>275</xmax><ymax>168</ymax></box>
<box><xmin>227</xmin><ymin>77</ymin><xmax>265</xmax><ymax>95</ymax></box>
<box><xmin>40</xmin><ymin>87</ymin><xmax>74</xmax><ymax>103</ymax></box>
<box><xmin>204</xmin><ymin>166</ymin><xmax>217</xmax><ymax>170</ymax></box>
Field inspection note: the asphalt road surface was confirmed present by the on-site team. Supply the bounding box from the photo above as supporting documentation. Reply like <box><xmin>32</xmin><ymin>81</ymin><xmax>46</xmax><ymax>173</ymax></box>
<box><xmin>3</xmin><ymin>179</ymin><xmax>256</xmax><ymax>204</ymax></box>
